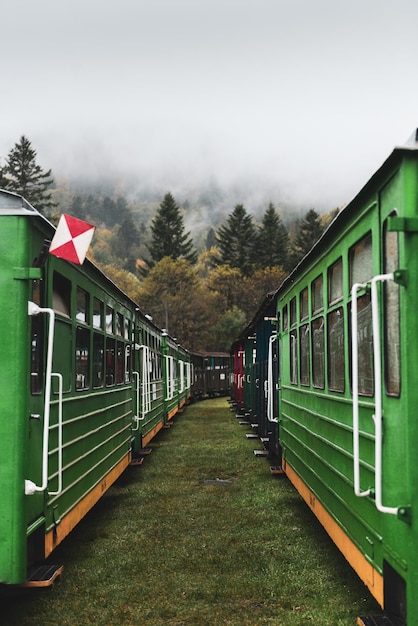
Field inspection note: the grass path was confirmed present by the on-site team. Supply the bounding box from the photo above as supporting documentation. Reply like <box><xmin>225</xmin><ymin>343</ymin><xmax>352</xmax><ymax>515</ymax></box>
<box><xmin>1</xmin><ymin>398</ymin><xmax>381</xmax><ymax>625</ymax></box>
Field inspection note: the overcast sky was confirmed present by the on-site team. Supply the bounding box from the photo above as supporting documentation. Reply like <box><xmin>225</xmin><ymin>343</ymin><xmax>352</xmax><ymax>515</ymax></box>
<box><xmin>2</xmin><ymin>0</ymin><xmax>418</xmax><ymax>209</ymax></box>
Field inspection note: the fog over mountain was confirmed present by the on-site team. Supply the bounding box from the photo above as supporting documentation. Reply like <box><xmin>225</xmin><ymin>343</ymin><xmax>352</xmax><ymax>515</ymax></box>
<box><xmin>2</xmin><ymin>0</ymin><xmax>418</xmax><ymax>230</ymax></box>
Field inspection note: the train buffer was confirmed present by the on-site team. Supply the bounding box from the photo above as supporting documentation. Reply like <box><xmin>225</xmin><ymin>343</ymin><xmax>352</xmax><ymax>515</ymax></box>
<box><xmin>12</xmin><ymin>564</ymin><xmax>64</xmax><ymax>588</ymax></box>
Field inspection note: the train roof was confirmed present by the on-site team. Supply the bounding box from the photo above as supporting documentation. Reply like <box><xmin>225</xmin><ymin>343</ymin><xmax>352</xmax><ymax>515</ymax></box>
<box><xmin>0</xmin><ymin>188</ymin><xmax>50</xmax><ymax>216</ymax></box>
<box><xmin>0</xmin><ymin>188</ymin><xmax>181</xmax><ymax>343</ymax></box>
<box><xmin>231</xmin><ymin>289</ymin><xmax>278</xmax><ymax>348</ymax></box>
<box><xmin>231</xmin><ymin>129</ymin><xmax>418</xmax><ymax>350</ymax></box>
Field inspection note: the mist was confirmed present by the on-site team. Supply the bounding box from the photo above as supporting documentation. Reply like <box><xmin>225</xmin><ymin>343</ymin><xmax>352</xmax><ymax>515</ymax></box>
<box><xmin>2</xmin><ymin>0</ymin><xmax>418</xmax><ymax>224</ymax></box>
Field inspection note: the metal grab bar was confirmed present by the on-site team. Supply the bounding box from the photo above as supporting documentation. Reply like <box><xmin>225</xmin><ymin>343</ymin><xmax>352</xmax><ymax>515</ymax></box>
<box><xmin>25</xmin><ymin>302</ymin><xmax>56</xmax><ymax>495</ymax></box>
<box><xmin>49</xmin><ymin>373</ymin><xmax>63</xmax><ymax>496</ymax></box>
<box><xmin>131</xmin><ymin>371</ymin><xmax>140</xmax><ymax>431</ymax></box>
<box><xmin>370</xmin><ymin>273</ymin><xmax>398</xmax><ymax>515</ymax></box>
<box><xmin>141</xmin><ymin>345</ymin><xmax>152</xmax><ymax>417</ymax></box>
<box><xmin>267</xmin><ymin>334</ymin><xmax>278</xmax><ymax>423</ymax></box>
<box><xmin>351</xmin><ymin>282</ymin><xmax>371</xmax><ymax>498</ymax></box>
<box><xmin>165</xmin><ymin>355</ymin><xmax>175</xmax><ymax>401</ymax></box>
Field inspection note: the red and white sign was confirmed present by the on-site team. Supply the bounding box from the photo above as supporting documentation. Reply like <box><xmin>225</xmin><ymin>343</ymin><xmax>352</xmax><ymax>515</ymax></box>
<box><xmin>49</xmin><ymin>214</ymin><xmax>95</xmax><ymax>265</ymax></box>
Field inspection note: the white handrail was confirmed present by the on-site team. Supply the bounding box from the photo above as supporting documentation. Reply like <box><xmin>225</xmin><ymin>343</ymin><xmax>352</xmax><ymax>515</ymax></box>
<box><xmin>267</xmin><ymin>334</ymin><xmax>278</xmax><ymax>423</ymax></box>
<box><xmin>141</xmin><ymin>345</ymin><xmax>152</xmax><ymax>417</ymax></box>
<box><xmin>351</xmin><ymin>282</ymin><xmax>371</xmax><ymax>498</ymax></box>
<box><xmin>132</xmin><ymin>371</ymin><xmax>140</xmax><ymax>430</ymax></box>
<box><xmin>370</xmin><ymin>273</ymin><xmax>398</xmax><ymax>515</ymax></box>
<box><xmin>165</xmin><ymin>355</ymin><xmax>175</xmax><ymax>400</ymax></box>
<box><xmin>25</xmin><ymin>302</ymin><xmax>55</xmax><ymax>495</ymax></box>
<box><xmin>49</xmin><ymin>373</ymin><xmax>63</xmax><ymax>496</ymax></box>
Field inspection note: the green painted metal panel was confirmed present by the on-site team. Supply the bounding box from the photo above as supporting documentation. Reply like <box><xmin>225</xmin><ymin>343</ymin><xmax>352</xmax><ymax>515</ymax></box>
<box><xmin>0</xmin><ymin>217</ymin><xmax>31</xmax><ymax>582</ymax></box>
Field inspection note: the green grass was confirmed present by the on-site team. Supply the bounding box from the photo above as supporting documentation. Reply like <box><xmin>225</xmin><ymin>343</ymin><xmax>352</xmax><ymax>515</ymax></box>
<box><xmin>1</xmin><ymin>398</ymin><xmax>383</xmax><ymax>625</ymax></box>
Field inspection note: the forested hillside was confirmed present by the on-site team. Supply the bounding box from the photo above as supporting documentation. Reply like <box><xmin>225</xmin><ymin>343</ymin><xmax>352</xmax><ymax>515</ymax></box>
<box><xmin>1</xmin><ymin>136</ymin><xmax>338</xmax><ymax>351</ymax></box>
<box><xmin>54</xmin><ymin>187</ymin><xmax>335</xmax><ymax>351</ymax></box>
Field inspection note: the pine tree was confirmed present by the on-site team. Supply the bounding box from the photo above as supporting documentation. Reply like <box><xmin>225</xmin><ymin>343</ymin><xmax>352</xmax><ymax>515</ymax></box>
<box><xmin>3</xmin><ymin>135</ymin><xmax>57</xmax><ymax>213</ymax></box>
<box><xmin>205</xmin><ymin>227</ymin><xmax>217</xmax><ymax>249</ymax></box>
<box><xmin>113</xmin><ymin>213</ymin><xmax>141</xmax><ymax>273</ymax></box>
<box><xmin>0</xmin><ymin>161</ymin><xmax>9</xmax><ymax>189</ymax></box>
<box><xmin>148</xmin><ymin>192</ymin><xmax>197</xmax><ymax>265</ymax></box>
<box><xmin>257</xmin><ymin>203</ymin><xmax>290</xmax><ymax>270</ymax></box>
<box><xmin>290</xmin><ymin>209</ymin><xmax>324</xmax><ymax>268</ymax></box>
<box><xmin>216</xmin><ymin>204</ymin><xmax>257</xmax><ymax>276</ymax></box>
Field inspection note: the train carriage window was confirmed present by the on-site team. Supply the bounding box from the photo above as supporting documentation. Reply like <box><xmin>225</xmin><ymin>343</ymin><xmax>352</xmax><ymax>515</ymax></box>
<box><xmin>350</xmin><ymin>233</ymin><xmax>373</xmax><ymax>286</ymax></box>
<box><xmin>384</xmin><ymin>223</ymin><xmax>400</xmax><ymax>396</ymax></box>
<box><xmin>328</xmin><ymin>259</ymin><xmax>343</xmax><ymax>305</ymax></box>
<box><xmin>327</xmin><ymin>307</ymin><xmax>345</xmax><ymax>392</ymax></box>
<box><xmin>299</xmin><ymin>323</ymin><xmax>310</xmax><ymax>385</ymax></box>
<box><xmin>290</xmin><ymin>329</ymin><xmax>298</xmax><ymax>384</ymax></box>
<box><xmin>282</xmin><ymin>305</ymin><xmax>288</xmax><ymax>331</ymax></box>
<box><xmin>106</xmin><ymin>306</ymin><xmax>114</xmax><ymax>334</ymax></box>
<box><xmin>124</xmin><ymin>318</ymin><xmax>130</xmax><ymax>340</ymax></box>
<box><xmin>93</xmin><ymin>298</ymin><xmax>103</xmax><ymax>329</ymax></box>
<box><xmin>312</xmin><ymin>275</ymin><xmax>324</xmax><ymax>313</ymax></box>
<box><xmin>76</xmin><ymin>287</ymin><xmax>89</xmax><ymax>324</ymax></box>
<box><xmin>290</xmin><ymin>297</ymin><xmax>297</xmax><ymax>327</ymax></box>
<box><xmin>116</xmin><ymin>341</ymin><xmax>124</xmax><ymax>384</ymax></box>
<box><xmin>53</xmin><ymin>272</ymin><xmax>71</xmax><ymax>317</ymax></box>
<box><xmin>350</xmin><ymin>294</ymin><xmax>374</xmax><ymax>395</ymax></box>
<box><xmin>312</xmin><ymin>317</ymin><xmax>325</xmax><ymax>389</ymax></box>
<box><xmin>106</xmin><ymin>338</ymin><xmax>115</xmax><ymax>385</ymax></box>
<box><xmin>300</xmin><ymin>288</ymin><xmax>308</xmax><ymax>321</ymax></box>
<box><xmin>76</xmin><ymin>327</ymin><xmax>90</xmax><ymax>390</ymax></box>
<box><xmin>93</xmin><ymin>333</ymin><xmax>104</xmax><ymax>388</ymax></box>
<box><xmin>116</xmin><ymin>313</ymin><xmax>123</xmax><ymax>337</ymax></box>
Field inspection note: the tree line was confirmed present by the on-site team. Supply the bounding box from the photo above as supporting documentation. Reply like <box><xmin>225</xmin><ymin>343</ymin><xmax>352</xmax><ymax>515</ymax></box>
<box><xmin>1</xmin><ymin>135</ymin><xmax>335</xmax><ymax>351</ymax></box>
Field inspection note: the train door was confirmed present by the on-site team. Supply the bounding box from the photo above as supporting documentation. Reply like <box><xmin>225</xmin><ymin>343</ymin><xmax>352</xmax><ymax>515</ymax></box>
<box><xmin>351</xmin><ymin>204</ymin><xmax>410</xmax><ymax>621</ymax></box>
<box><xmin>378</xmin><ymin>210</ymin><xmax>410</xmax><ymax>619</ymax></box>
<box><xmin>267</xmin><ymin>331</ymin><xmax>281</xmax><ymax>458</ymax></box>
<box><xmin>26</xmin><ymin>275</ymin><xmax>68</xmax><ymax>560</ymax></box>
<box><xmin>131</xmin><ymin>317</ymin><xmax>142</xmax><ymax>454</ymax></box>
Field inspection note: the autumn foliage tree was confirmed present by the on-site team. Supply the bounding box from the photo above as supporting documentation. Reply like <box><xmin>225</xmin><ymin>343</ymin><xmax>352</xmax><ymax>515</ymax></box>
<box><xmin>137</xmin><ymin>257</ymin><xmax>217</xmax><ymax>350</ymax></box>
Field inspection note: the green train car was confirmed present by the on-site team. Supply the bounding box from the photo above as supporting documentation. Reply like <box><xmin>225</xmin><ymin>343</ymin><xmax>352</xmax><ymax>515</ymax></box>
<box><xmin>189</xmin><ymin>351</ymin><xmax>230</xmax><ymax>400</ymax></box>
<box><xmin>0</xmin><ymin>190</ymin><xmax>191</xmax><ymax>586</ymax></box>
<box><xmin>232</xmin><ymin>131</ymin><xmax>418</xmax><ymax>623</ymax></box>
<box><xmin>277</xmin><ymin>131</ymin><xmax>418</xmax><ymax>624</ymax></box>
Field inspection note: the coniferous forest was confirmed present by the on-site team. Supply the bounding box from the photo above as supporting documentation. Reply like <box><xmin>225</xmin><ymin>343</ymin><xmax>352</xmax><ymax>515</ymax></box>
<box><xmin>1</xmin><ymin>136</ymin><xmax>338</xmax><ymax>352</ymax></box>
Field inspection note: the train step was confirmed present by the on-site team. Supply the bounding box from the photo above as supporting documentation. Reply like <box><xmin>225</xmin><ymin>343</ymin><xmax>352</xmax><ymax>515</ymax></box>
<box><xmin>253</xmin><ymin>449</ymin><xmax>269</xmax><ymax>457</ymax></box>
<box><xmin>246</xmin><ymin>433</ymin><xmax>259</xmax><ymax>439</ymax></box>
<box><xmin>14</xmin><ymin>564</ymin><xmax>64</xmax><ymax>588</ymax></box>
<box><xmin>238</xmin><ymin>420</ymin><xmax>251</xmax><ymax>425</ymax></box>
<box><xmin>131</xmin><ymin>456</ymin><xmax>144</xmax><ymax>466</ymax></box>
<box><xmin>270</xmin><ymin>465</ymin><xmax>284</xmax><ymax>475</ymax></box>
<box><xmin>140</xmin><ymin>447</ymin><xmax>152</xmax><ymax>455</ymax></box>
<box><xmin>357</xmin><ymin>615</ymin><xmax>405</xmax><ymax>626</ymax></box>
